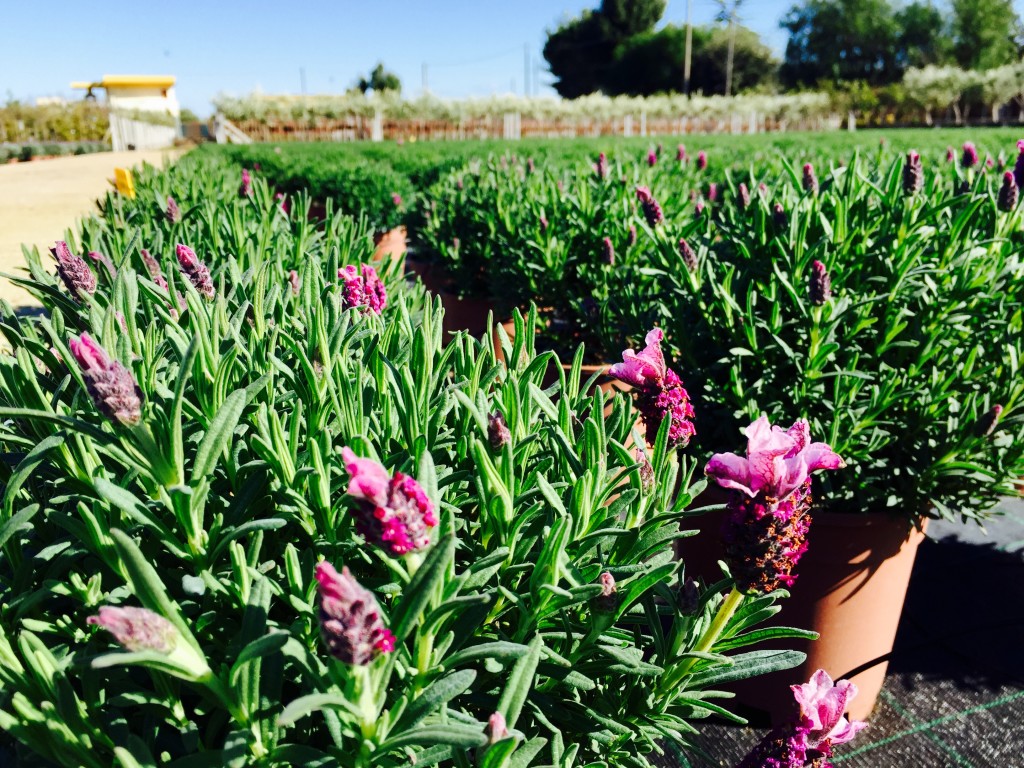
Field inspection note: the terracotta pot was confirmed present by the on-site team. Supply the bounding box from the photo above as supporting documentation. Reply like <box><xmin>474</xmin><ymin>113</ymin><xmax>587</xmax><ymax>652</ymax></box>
<box><xmin>372</xmin><ymin>226</ymin><xmax>407</xmax><ymax>275</ymax></box>
<box><xmin>437</xmin><ymin>290</ymin><xmax>494</xmax><ymax>337</ymax></box>
<box><xmin>678</xmin><ymin>509</ymin><xmax>928</xmax><ymax>722</ymax></box>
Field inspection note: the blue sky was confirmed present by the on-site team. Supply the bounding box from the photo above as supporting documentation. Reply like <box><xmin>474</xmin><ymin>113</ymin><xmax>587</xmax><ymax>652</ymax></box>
<box><xmin>0</xmin><ymin>1</ymin><xmax>1019</xmax><ymax>114</ymax></box>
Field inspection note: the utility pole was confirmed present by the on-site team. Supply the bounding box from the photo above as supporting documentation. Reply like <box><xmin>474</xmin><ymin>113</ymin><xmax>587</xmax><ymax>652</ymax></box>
<box><xmin>524</xmin><ymin>44</ymin><xmax>531</xmax><ymax>96</ymax></box>
<box><xmin>683</xmin><ymin>0</ymin><xmax>693</xmax><ymax>96</ymax></box>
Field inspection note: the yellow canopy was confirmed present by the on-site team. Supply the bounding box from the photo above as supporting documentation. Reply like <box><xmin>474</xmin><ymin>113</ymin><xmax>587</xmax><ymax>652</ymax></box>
<box><xmin>71</xmin><ymin>75</ymin><xmax>176</xmax><ymax>90</ymax></box>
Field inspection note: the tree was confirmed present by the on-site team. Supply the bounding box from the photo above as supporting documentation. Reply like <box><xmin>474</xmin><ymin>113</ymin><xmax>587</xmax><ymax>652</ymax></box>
<box><xmin>895</xmin><ymin>2</ymin><xmax>954</xmax><ymax>69</ymax></box>
<box><xmin>713</xmin><ymin>1</ymin><xmax>746</xmax><ymax>97</ymax></box>
<box><xmin>950</xmin><ymin>0</ymin><xmax>1023</xmax><ymax>70</ymax></box>
<box><xmin>605</xmin><ymin>23</ymin><xmax>777</xmax><ymax>96</ymax></box>
<box><xmin>357</xmin><ymin>63</ymin><xmax>401</xmax><ymax>95</ymax></box>
<box><xmin>543</xmin><ymin>0</ymin><xmax>666</xmax><ymax>98</ymax></box>
<box><xmin>780</xmin><ymin>0</ymin><xmax>902</xmax><ymax>87</ymax></box>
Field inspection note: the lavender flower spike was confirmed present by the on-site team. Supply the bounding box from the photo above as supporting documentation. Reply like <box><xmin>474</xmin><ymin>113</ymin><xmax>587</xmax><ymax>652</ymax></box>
<box><xmin>802</xmin><ymin>163</ymin><xmax>819</xmax><ymax>194</ymax></box>
<box><xmin>696</xmin><ymin>150</ymin><xmax>707</xmax><ymax>170</ymax></box>
<box><xmin>738</xmin><ymin>669</ymin><xmax>867</xmax><ymax>768</ymax></box>
<box><xmin>809</xmin><ymin>260</ymin><xmax>832</xmax><ymax>305</ymax></box>
<box><xmin>998</xmin><ymin>172</ymin><xmax>1018</xmax><ymax>212</ymax></box>
<box><xmin>678</xmin><ymin>238</ymin><xmax>698</xmax><ymax>272</ymax></box>
<box><xmin>602</xmin><ymin>237</ymin><xmax>615</xmax><ymax>265</ymax></box>
<box><xmin>595</xmin><ymin>152</ymin><xmax>609</xmax><ymax>180</ymax></box>
<box><xmin>239</xmin><ymin>168</ymin><xmax>252</xmax><ymax>197</ymax></box>
<box><xmin>87</xmin><ymin>606</ymin><xmax>177</xmax><ymax>653</ymax></box>
<box><xmin>635</xmin><ymin>186</ymin><xmax>664</xmax><ymax>227</ymax></box>
<box><xmin>961</xmin><ymin>142</ymin><xmax>979</xmax><ymax>169</ymax></box>
<box><xmin>166</xmin><ymin>196</ymin><xmax>181</xmax><ymax>224</ymax></box>
<box><xmin>902</xmin><ymin>151</ymin><xmax>923</xmax><ymax>196</ymax></box>
<box><xmin>316</xmin><ymin>561</ymin><xmax>396</xmax><ymax>665</ymax></box>
<box><xmin>1013</xmin><ymin>140</ymin><xmax>1024</xmax><ymax>189</ymax></box>
<box><xmin>488</xmin><ymin>411</ymin><xmax>511</xmax><ymax>449</ymax></box>
<box><xmin>341</xmin><ymin>447</ymin><xmax>437</xmax><ymax>556</ymax></box>
<box><xmin>175</xmin><ymin>244</ymin><xmax>215</xmax><ymax>299</ymax></box>
<box><xmin>50</xmin><ymin>240</ymin><xmax>97</xmax><ymax>300</ymax></box>
<box><xmin>69</xmin><ymin>333</ymin><xmax>143</xmax><ymax>426</ymax></box>
<box><xmin>338</xmin><ymin>264</ymin><xmax>387</xmax><ymax>314</ymax></box>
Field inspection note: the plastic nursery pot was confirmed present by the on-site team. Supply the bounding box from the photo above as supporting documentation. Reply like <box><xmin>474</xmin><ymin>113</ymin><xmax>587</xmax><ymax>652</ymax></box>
<box><xmin>677</xmin><ymin>508</ymin><xmax>928</xmax><ymax>723</ymax></box>
<box><xmin>372</xmin><ymin>226</ymin><xmax>407</xmax><ymax>275</ymax></box>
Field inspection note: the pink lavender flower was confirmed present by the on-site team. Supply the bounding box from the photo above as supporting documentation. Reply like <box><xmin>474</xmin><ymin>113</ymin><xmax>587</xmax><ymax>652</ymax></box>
<box><xmin>635</xmin><ymin>186</ymin><xmax>664</xmax><ymax>227</ymax></box>
<box><xmin>758</xmin><ymin>182</ymin><xmax>768</xmax><ymax>197</ymax></box>
<box><xmin>998</xmin><ymin>171</ymin><xmax>1018</xmax><ymax>211</ymax></box>
<box><xmin>140</xmin><ymin>249</ymin><xmax>168</xmax><ymax>290</ymax></box>
<box><xmin>239</xmin><ymin>168</ymin><xmax>252</xmax><ymax>196</ymax></box>
<box><xmin>50</xmin><ymin>241</ymin><xmax>96</xmax><ymax>300</ymax></box>
<box><xmin>802</xmin><ymin>163</ymin><xmax>819</xmax><ymax>194</ymax></box>
<box><xmin>315</xmin><ymin>561</ymin><xmax>396</xmax><ymax>665</ymax></box>
<box><xmin>738</xmin><ymin>670</ymin><xmax>866</xmax><ymax>768</ymax></box>
<box><xmin>69</xmin><ymin>333</ymin><xmax>143</xmax><ymax>426</ymax></box>
<box><xmin>696</xmin><ymin>151</ymin><xmax>707</xmax><ymax>170</ymax></box>
<box><xmin>595</xmin><ymin>152</ymin><xmax>609</xmax><ymax>180</ymax></box>
<box><xmin>175</xmin><ymin>244</ymin><xmax>215</xmax><ymax>300</ymax></box>
<box><xmin>647</xmin><ymin>150</ymin><xmax>657</xmax><ymax>167</ymax></box>
<box><xmin>591</xmin><ymin>572</ymin><xmax>618</xmax><ymax>615</ymax></box>
<box><xmin>676</xmin><ymin>144</ymin><xmax>686</xmax><ymax>162</ymax></box>
<box><xmin>809</xmin><ymin>260</ymin><xmax>831</xmax><ymax>305</ymax></box>
<box><xmin>707</xmin><ymin>182</ymin><xmax>718</xmax><ymax>203</ymax></box>
<box><xmin>695</xmin><ymin>199</ymin><xmax>705</xmax><ymax>216</ymax></box>
<box><xmin>737</xmin><ymin>182</ymin><xmax>751</xmax><ymax>209</ymax></box>
<box><xmin>946</xmin><ymin>146</ymin><xmax>955</xmax><ymax>163</ymax></box>
<box><xmin>627</xmin><ymin>225</ymin><xmax>637</xmax><ymax>247</ymax></box>
<box><xmin>338</xmin><ymin>264</ymin><xmax>387</xmax><ymax>314</ymax></box>
<box><xmin>635</xmin><ymin>447</ymin><xmax>655</xmax><ymax>491</ymax></box>
<box><xmin>488</xmin><ymin>411</ymin><xmax>511</xmax><ymax>449</ymax></box>
<box><xmin>539</xmin><ymin>214</ymin><xmax>548</xmax><ymax>231</ymax></box>
<box><xmin>602</xmin><ymin>236</ymin><xmax>615</xmax><ymax>265</ymax></box>
<box><xmin>609</xmin><ymin>329</ymin><xmax>696</xmax><ymax>449</ymax></box>
<box><xmin>391</xmin><ymin>192</ymin><xmax>403</xmax><ymax>207</ymax></box>
<box><xmin>289</xmin><ymin>270</ymin><xmax>301</xmax><ymax>296</ymax></box>
<box><xmin>985</xmin><ymin>155</ymin><xmax>994</xmax><ymax>170</ymax></box>
<box><xmin>678</xmin><ymin>238</ymin><xmax>697</xmax><ymax>272</ymax></box>
<box><xmin>961</xmin><ymin>142</ymin><xmax>978</xmax><ymax>169</ymax></box>
<box><xmin>903</xmin><ymin>151</ymin><xmax>923</xmax><ymax>196</ymax></box>
<box><xmin>166</xmin><ymin>196</ymin><xmax>181</xmax><ymax>224</ymax></box>
<box><xmin>341</xmin><ymin>447</ymin><xmax>437</xmax><ymax>556</ymax></box>
<box><xmin>276</xmin><ymin>192</ymin><xmax>290</xmax><ymax>214</ymax></box>
<box><xmin>87</xmin><ymin>606</ymin><xmax>177</xmax><ymax>653</ymax></box>
<box><xmin>705</xmin><ymin>416</ymin><xmax>844</xmax><ymax>593</ymax></box>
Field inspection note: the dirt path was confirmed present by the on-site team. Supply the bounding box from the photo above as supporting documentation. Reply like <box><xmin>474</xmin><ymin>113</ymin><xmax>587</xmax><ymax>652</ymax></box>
<box><xmin>0</xmin><ymin>149</ymin><xmax>181</xmax><ymax>308</ymax></box>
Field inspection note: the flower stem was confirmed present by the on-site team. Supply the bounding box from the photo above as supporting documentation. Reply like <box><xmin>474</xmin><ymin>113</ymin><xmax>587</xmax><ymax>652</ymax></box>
<box><xmin>663</xmin><ymin>586</ymin><xmax>745</xmax><ymax>692</ymax></box>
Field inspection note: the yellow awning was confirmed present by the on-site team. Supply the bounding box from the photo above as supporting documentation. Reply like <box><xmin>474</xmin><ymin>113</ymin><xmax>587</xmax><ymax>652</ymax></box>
<box><xmin>71</xmin><ymin>75</ymin><xmax>176</xmax><ymax>90</ymax></box>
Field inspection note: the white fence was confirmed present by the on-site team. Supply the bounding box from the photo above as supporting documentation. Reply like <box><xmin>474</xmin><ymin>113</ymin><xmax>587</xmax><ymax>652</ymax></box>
<box><xmin>109</xmin><ymin>112</ymin><xmax>178</xmax><ymax>152</ymax></box>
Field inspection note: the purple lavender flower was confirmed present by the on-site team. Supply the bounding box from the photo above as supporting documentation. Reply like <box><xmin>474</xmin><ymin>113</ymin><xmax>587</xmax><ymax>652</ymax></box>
<box><xmin>488</xmin><ymin>411</ymin><xmax>511</xmax><ymax>449</ymax></box>
<box><xmin>646</xmin><ymin>150</ymin><xmax>657</xmax><ymax>167</ymax></box>
<box><xmin>707</xmin><ymin>182</ymin><xmax>718</xmax><ymax>203</ymax></box>
<box><xmin>998</xmin><ymin>172</ymin><xmax>1018</xmax><ymax>212</ymax></box>
<box><xmin>635</xmin><ymin>447</ymin><xmax>655</xmax><ymax>492</ymax></box>
<box><xmin>635</xmin><ymin>186</ymin><xmax>664</xmax><ymax>227</ymax></box>
<box><xmin>486</xmin><ymin>713</ymin><xmax>510</xmax><ymax>744</ymax></box>
<box><xmin>139</xmin><ymin>249</ymin><xmax>169</xmax><ymax>290</ymax></box>
<box><xmin>338</xmin><ymin>264</ymin><xmax>387</xmax><ymax>314</ymax></box>
<box><xmin>341</xmin><ymin>448</ymin><xmax>437</xmax><ymax>556</ymax></box>
<box><xmin>695</xmin><ymin>199</ymin><xmax>705</xmax><ymax>216</ymax></box>
<box><xmin>678</xmin><ymin>238</ymin><xmax>697</xmax><ymax>272</ymax></box>
<box><xmin>69</xmin><ymin>333</ymin><xmax>143</xmax><ymax>426</ymax></box>
<box><xmin>961</xmin><ymin>142</ymin><xmax>979</xmax><ymax>169</ymax></box>
<box><xmin>87</xmin><ymin>250</ymin><xmax>117</xmax><ymax>281</ymax></box>
<box><xmin>539</xmin><ymin>214</ymin><xmax>548</xmax><ymax>232</ymax></box>
<box><xmin>50</xmin><ymin>241</ymin><xmax>96</xmax><ymax>300</ymax></box>
<box><xmin>591</xmin><ymin>572</ymin><xmax>618</xmax><ymax>614</ymax></box>
<box><xmin>289</xmin><ymin>270</ymin><xmax>301</xmax><ymax>296</ymax></box>
<box><xmin>595</xmin><ymin>152</ymin><xmax>609</xmax><ymax>180</ymax></box>
<box><xmin>676</xmin><ymin>144</ymin><xmax>686</xmax><ymax>162</ymax></box>
<box><xmin>602</xmin><ymin>237</ymin><xmax>615</xmax><ymax>265</ymax></box>
<box><xmin>737</xmin><ymin>182</ymin><xmax>751</xmax><ymax>209</ymax></box>
<box><xmin>946</xmin><ymin>146</ymin><xmax>955</xmax><ymax>163</ymax></box>
<box><xmin>315</xmin><ymin>561</ymin><xmax>396</xmax><ymax>665</ymax></box>
<box><xmin>609</xmin><ymin>329</ymin><xmax>696</xmax><ymax>449</ymax></box>
<box><xmin>87</xmin><ymin>606</ymin><xmax>177</xmax><ymax>653</ymax></box>
<box><xmin>391</xmin><ymin>192</ymin><xmax>403</xmax><ymax>208</ymax></box>
<box><xmin>627</xmin><ymin>225</ymin><xmax>637</xmax><ymax>247</ymax></box>
<box><xmin>166</xmin><ymin>196</ymin><xmax>181</xmax><ymax>224</ymax></box>
<box><xmin>974</xmin><ymin>404</ymin><xmax>1003</xmax><ymax>437</ymax></box>
<box><xmin>239</xmin><ymin>168</ymin><xmax>252</xmax><ymax>197</ymax></box>
<box><xmin>773</xmin><ymin>203</ymin><xmax>787</xmax><ymax>228</ymax></box>
<box><xmin>175</xmin><ymin>244</ymin><xmax>215</xmax><ymax>300</ymax></box>
<box><xmin>903</xmin><ymin>151</ymin><xmax>923</xmax><ymax>196</ymax></box>
<box><xmin>809</xmin><ymin>260</ymin><xmax>831</xmax><ymax>305</ymax></box>
<box><xmin>1013</xmin><ymin>140</ymin><xmax>1024</xmax><ymax>189</ymax></box>
<box><xmin>696</xmin><ymin>151</ymin><xmax>707</xmax><ymax>171</ymax></box>
<box><xmin>802</xmin><ymin>163</ymin><xmax>819</xmax><ymax>194</ymax></box>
